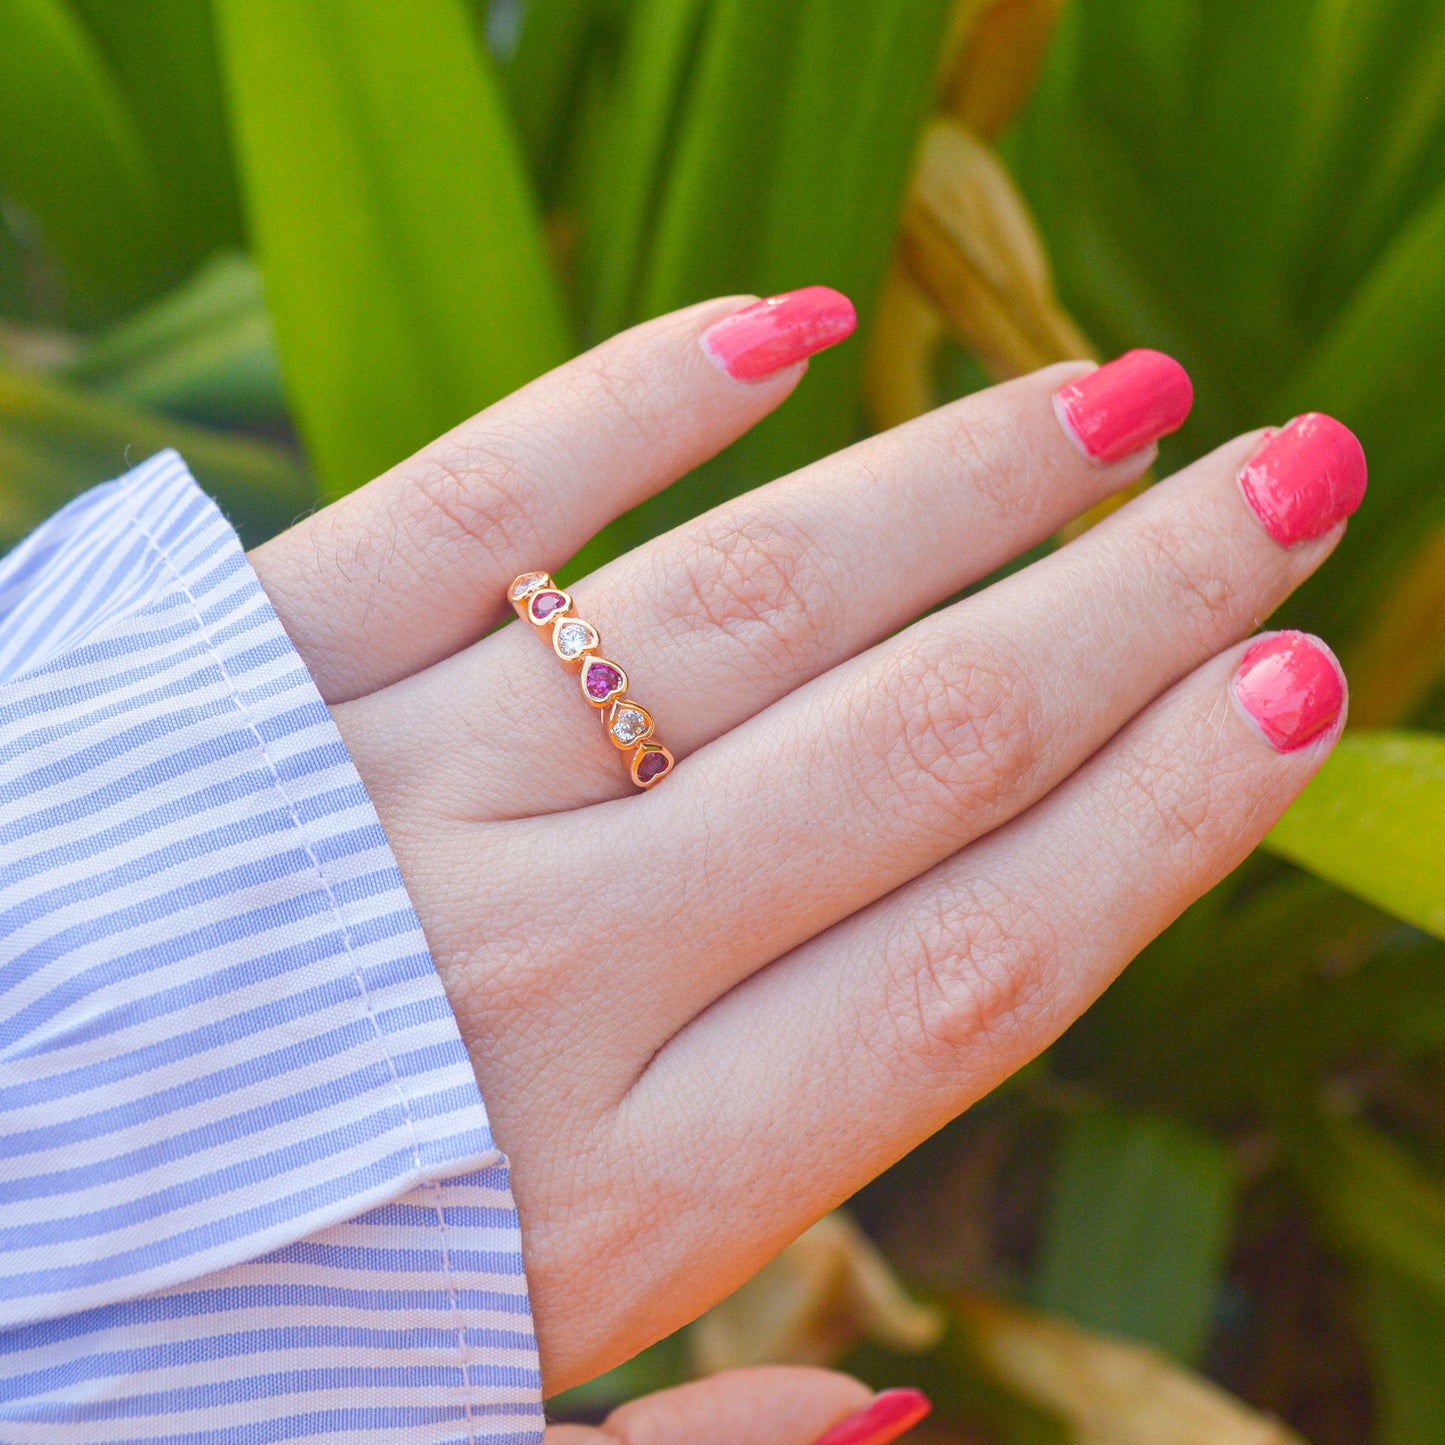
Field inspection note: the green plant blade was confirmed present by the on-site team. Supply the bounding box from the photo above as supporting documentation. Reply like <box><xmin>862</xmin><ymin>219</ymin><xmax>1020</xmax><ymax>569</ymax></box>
<box><xmin>1265</xmin><ymin>731</ymin><xmax>1445</xmax><ymax>941</ymax></box>
<box><xmin>0</xmin><ymin>362</ymin><xmax>312</xmax><ymax>546</ymax></box>
<box><xmin>213</xmin><ymin>0</ymin><xmax>570</xmax><ymax>496</ymax></box>
<box><xmin>1275</xmin><ymin>183</ymin><xmax>1445</xmax><ymax>652</ymax></box>
<box><xmin>0</xmin><ymin>0</ymin><xmax>167</xmax><ymax>321</ymax></box>
<box><xmin>505</xmin><ymin>0</ymin><xmax>608</xmax><ymax>202</ymax></box>
<box><xmin>579</xmin><ymin>0</ymin><xmax>951</xmax><ymax>569</ymax></box>
<box><xmin>1029</xmin><ymin>1109</ymin><xmax>1236</xmax><ymax>1363</ymax></box>
<box><xmin>67</xmin><ymin>0</ymin><xmax>241</xmax><ymax>269</ymax></box>
<box><xmin>746</xmin><ymin>0</ymin><xmax>952</xmax><ymax>477</ymax></box>
<box><xmin>65</xmin><ymin>252</ymin><xmax>286</xmax><ymax>428</ymax></box>
<box><xmin>638</xmin><ymin>0</ymin><xmax>803</xmax><ymax>320</ymax></box>
<box><xmin>1293</xmin><ymin>1111</ymin><xmax>1445</xmax><ymax>1303</ymax></box>
<box><xmin>1363</xmin><ymin>1269</ymin><xmax>1445</xmax><ymax>1445</ymax></box>
<box><xmin>577</xmin><ymin>0</ymin><xmax>711</xmax><ymax>343</ymax></box>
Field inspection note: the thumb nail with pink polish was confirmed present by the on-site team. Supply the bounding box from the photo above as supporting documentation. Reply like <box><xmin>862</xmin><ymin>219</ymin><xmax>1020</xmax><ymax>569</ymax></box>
<box><xmin>701</xmin><ymin>286</ymin><xmax>857</xmax><ymax>381</ymax></box>
<box><xmin>809</xmin><ymin>1388</ymin><xmax>933</xmax><ymax>1445</ymax></box>
<box><xmin>1233</xmin><ymin>631</ymin><xmax>1346</xmax><ymax>753</ymax></box>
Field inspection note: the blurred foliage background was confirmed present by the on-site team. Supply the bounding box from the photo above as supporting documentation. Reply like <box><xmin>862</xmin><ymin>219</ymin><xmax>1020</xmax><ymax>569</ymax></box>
<box><xmin>3</xmin><ymin>0</ymin><xmax>1445</xmax><ymax>1439</ymax></box>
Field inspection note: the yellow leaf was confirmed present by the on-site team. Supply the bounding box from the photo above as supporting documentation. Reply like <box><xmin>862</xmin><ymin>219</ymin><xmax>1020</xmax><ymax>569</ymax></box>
<box><xmin>864</xmin><ymin>263</ymin><xmax>949</xmax><ymax>432</ymax></box>
<box><xmin>957</xmin><ymin>1296</ymin><xmax>1308</xmax><ymax>1445</ymax></box>
<box><xmin>1344</xmin><ymin>519</ymin><xmax>1445</xmax><ymax>726</ymax></box>
<box><xmin>689</xmin><ymin>1211</ymin><xmax>945</xmax><ymax>1373</ymax></box>
<box><xmin>901</xmin><ymin>119</ymin><xmax>1094</xmax><ymax>382</ymax></box>
<box><xmin>945</xmin><ymin>0</ymin><xmax>1068</xmax><ymax>139</ymax></box>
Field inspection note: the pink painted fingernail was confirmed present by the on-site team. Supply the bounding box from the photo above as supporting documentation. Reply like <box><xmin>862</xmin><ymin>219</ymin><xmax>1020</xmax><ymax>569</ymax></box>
<box><xmin>809</xmin><ymin>1388</ymin><xmax>933</xmax><ymax>1445</ymax></box>
<box><xmin>1238</xmin><ymin>412</ymin><xmax>1367</xmax><ymax>546</ymax></box>
<box><xmin>1233</xmin><ymin>631</ymin><xmax>1347</xmax><ymax>753</ymax></box>
<box><xmin>1054</xmin><ymin>349</ymin><xmax>1194</xmax><ymax>462</ymax></box>
<box><xmin>701</xmin><ymin>286</ymin><xmax>857</xmax><ymax>381</ymax></box>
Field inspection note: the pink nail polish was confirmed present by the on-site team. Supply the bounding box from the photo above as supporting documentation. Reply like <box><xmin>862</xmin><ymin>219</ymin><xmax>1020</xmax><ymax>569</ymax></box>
<box><xmin>1233</xmin><ymin>631</ymin><xmax>1346</xmax><ymax>753</ymax></box>
<box><xmin>809</xmin><ymin>1388</ymin><xmax>933</xmax><ymax>1445</ymax></box>
<box><xmin>701</xmin><ymin>286</ymin><xmax>857</xmax><ymax>381</ymax></box>
<box><xmin>1238</xmin><ymin>412</ymin><xmax>1367</xmax><ymax>546</ymax></box>
<box><xmin>1054</xmin><ymin>349</ymin><xmax>1194</xmax><ymax>463</ymax></box>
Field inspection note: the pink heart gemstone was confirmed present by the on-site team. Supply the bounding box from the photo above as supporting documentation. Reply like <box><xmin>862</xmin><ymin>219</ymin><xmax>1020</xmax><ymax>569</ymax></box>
<box><xmin>636</xmin><ymin>750</ymin><xmax>670</xmax><ymax>783</ymax></box>
<box><xmin>530</xmin><ymin>589</ymin><xmax>567</xmax><ymax>621</ymax></box>
<box><xmin>585</xmin><ymin>662</ymin><xmax>624</xmax><ymax>700</ymax></box>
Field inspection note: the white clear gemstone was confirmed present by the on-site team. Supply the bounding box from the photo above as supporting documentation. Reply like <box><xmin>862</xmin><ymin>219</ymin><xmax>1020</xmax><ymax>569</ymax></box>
<box><xmin>556</xmin><ymin>621</ymin><xmax>592</xmax><ymax>658</ymax></box>
<box><xmin>611</xmin><ymin>706</ymin><xmax>648</xmax><ymax>744</ymax></box>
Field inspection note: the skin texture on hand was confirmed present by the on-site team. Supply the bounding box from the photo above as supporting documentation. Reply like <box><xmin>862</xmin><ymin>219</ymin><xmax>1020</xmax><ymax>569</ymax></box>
<box><xmin>250</xmin><ymin>298</ymin><xmax>1358</xmax><ymax>1392</ymax></box>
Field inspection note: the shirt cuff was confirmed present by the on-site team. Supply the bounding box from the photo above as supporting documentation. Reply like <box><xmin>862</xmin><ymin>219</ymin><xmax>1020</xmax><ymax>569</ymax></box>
<box><xmin>0</xmin><ymin>451</ymin><xmax>515</xmax><ymax>1324</ymax></box>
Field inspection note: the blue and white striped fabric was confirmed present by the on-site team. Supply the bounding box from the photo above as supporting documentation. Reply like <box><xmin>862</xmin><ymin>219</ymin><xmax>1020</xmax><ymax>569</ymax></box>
<box><xmin>0</xmin><ymin>453</ymin><xmax>543</xmax><ymax>1442</ymax></box>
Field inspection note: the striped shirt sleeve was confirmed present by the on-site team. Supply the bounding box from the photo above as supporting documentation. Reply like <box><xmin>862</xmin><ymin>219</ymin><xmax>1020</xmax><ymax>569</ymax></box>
<box><xmin>0</xmin><ymin>453</ymin><xmax>544</xmax><ymax>1443</ymax></box>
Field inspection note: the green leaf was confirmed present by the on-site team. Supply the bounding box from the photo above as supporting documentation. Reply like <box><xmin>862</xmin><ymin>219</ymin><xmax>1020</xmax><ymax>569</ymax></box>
<box><xmin>0</xmin><ymin>362</ymin><xmax>311</xmax><ymax>546</ymax></box>
<box><xmin>1363</xmin><ymin>1268</ymin><xmax>1445</xmax><ymax>1445</ymax></box>
<box><xmin>505</xmin><ymin>0</ymin><xmax>609</xmax><ymax>202</ymax></box>
<box><xmin>1064</xmin><ymin>873</ymin><xmax>1395</xmax><ymax>1111</ymax></box>
<box><xmin>1278</xmin><ymin>187</ymin><xmax>1445</xmax><ymax>650</ymax></box>
<box><xmin>637</xmin><ymin>0</ymin><xmax>804</xmax><ymax>318</ymax></box>
<box><xmin>1293</xmin><ymin>1111</ymin><xmax>1445</xmax><ymax>1304</ymax></box>
<box><xmin>583</xmin><ymin>0</ymin><xmax>951</xmax><ymax>566</ymax></box>
<box><xmin>67</xmin><ymin>0</ymin><xmax>242</xmax><ymax>268</ymax></box>
<box><xmin>65</xmin><ymin>252</ymin><xmax>286</xmax><ymax>429</ymax></box>
<box><xmin>1264</xmin><ymin>731</ymin><xmax>1445</xmax><ymax>941</ymax></box>
<box><xmin>1030</xmin><ymin>1110</ymin><xmax>1237</xmax><ymax>1362</ymax></box>
<box><xmin>213</xmin><ymin>0</ymin><xmax>570</xmax><ymax>496</ymax></box>
<box><xmin>745</xmin><ymin>0</ymin><xmax>953</xmax><ymax>475</ymax></box>
<box><xmin>0</xmin><ymin>0</ymin><xmax>168</xmax><ymax>320</ymax></box>
<box><xmin>577</xmin><ymin>0</ymin><xmax>711</xmax><ymax>343</ymax></box>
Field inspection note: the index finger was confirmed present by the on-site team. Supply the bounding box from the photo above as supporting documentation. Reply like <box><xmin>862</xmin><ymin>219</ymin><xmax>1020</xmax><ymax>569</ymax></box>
<box><xmin>251</xmin><ymin>290</ymin><xmax>854</xmax><ymax>702</ymax></box>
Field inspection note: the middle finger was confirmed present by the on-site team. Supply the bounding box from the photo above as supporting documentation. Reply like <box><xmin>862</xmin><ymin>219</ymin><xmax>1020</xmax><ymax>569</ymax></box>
<box><xmin>359</xmin><ymin>353</ymin><xmax>1187</xmax><ymax>816</ymax></box>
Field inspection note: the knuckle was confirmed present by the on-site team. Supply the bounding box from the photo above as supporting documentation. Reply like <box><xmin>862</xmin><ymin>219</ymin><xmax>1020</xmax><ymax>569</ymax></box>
<box><xmin>573</xmin><ymin>351</ymin><xmax>677</xmax><ymax>457</ymax></box>
<box><xmin>1117</xmin><ymin>728</ymin><xmax>1222</xmax><ymax>865</ymax></box>
<box><xmin>941</xmin><ymin>404</ymin><xmax>1038</xmax><ymax>526</ymax></box>
<box><xmin>892</xmin><ymin>878</ymin><xmax>1059</xmax><ymax>1062</ymax></box>
<box><xmin>663</xmin><ymin>505</ymin><xmax>836</xmax><ymax>676</ymax></box>
<box><xmin>1131</xmin><ymin>511</ymin><xmax>1239</xmax><ymax>645</ymax></box>
<box><xmin>863</xmin><ymin>635</ymin><xmax>1042</xmax><ymax>832</ymax></box>
<box><xmin>401</xmin><ymin>435</ymin><xmax>548</xmax><ymax>570</ymax></box>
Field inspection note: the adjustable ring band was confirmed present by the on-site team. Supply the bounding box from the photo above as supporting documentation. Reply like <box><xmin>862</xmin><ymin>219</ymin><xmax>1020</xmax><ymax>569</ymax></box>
<box><xmin>508</xmin><ymin>571</ymin><xmax>675</xmax><ymax>789</ymax></box>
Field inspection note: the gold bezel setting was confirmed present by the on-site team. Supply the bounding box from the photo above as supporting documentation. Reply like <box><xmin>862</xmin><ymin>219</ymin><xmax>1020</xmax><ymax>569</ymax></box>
<box><xmin>552</xmin><ymin>616</ymin><xmax>600</xmax><ymax>666</ymax></box>
<box><xmin>629</xmin><ymin>741</ymin><xmax>674</xmax><ymax>789</ymax></box>
<box><xmin>508</xmin><ymin>571</ymin><xmax>672</xmax><ymax>790</ymax></box>
<box><xmin>604</xmin><ymin>699</ymin><xmax>654</xmax><ymax>750</ymax></box>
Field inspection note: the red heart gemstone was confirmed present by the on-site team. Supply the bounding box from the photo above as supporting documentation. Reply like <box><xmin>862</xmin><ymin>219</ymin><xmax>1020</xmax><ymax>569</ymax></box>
<box><xmin>636</xmin><ymin>750</ymin><xmax>670</xmax><ymax>783</ymax></box>
<box><xmin>584</xmin><ymin>662</ymin><xmax>624</xmax><ymax>700</ymax></box>
<box><xmin>530</xmin><ymin>589</ymin><xmax>568</xmax><ymax>621</ymax></box>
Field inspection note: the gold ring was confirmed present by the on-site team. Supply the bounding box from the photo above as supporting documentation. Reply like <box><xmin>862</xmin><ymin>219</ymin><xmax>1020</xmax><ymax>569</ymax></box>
<box><xmin>508</xmin><ymin>571</ymin><xmax>675</xmax><ymax>789</ymax></box>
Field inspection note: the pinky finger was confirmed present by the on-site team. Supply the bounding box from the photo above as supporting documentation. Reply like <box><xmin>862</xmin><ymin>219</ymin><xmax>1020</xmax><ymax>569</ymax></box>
<box><xmin>619</xmin><ymin>632</ymin><xmax>1345</xmax><ymax>1322</ymax></box>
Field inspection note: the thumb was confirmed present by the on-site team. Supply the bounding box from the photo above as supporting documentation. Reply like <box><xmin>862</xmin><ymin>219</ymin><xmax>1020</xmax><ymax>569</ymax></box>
<box><xmin>545</xmin><ymin>1367</ymin><xmax>929</xmax><ymax>1445</ymax></box>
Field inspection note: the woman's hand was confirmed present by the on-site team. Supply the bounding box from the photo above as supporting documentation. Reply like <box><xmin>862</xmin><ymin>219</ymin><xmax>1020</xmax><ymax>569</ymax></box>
<box><xmin>250</xmin><ymin>291</ymin><xmax>1362</xmax><ymax>1391</ymax></box>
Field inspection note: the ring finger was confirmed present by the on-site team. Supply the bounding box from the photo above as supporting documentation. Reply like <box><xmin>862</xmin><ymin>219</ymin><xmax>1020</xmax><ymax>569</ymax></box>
<box><xmin>499</xmin><ymin>411</ymin><xmax>1364</xmax><ymax>1058</ymax></box>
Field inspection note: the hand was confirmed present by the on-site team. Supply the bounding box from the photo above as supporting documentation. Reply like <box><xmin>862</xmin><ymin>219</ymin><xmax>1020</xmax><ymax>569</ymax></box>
<box><xmin>544</xmin><ymin>1369</ymin><xmax>924</xmax><ymax>1445</ymax></box>
<box><xmin>250</xmin><ymin>291</ymin><xmax>1362</xmax><ymax>1390</ymax></box>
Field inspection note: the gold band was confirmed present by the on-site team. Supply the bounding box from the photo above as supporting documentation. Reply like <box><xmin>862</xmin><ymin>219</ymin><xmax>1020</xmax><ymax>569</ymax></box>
<box><xmin>508</xmin><ymin>571</ymin><xmax>675</xmax><ymax>789</ymax></box>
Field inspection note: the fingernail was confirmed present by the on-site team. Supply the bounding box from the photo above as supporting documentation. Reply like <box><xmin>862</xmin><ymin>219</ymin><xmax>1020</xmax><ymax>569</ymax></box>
<box><xmin>701</xmin><ymin>286</ymin><xmax>857</xmax><ymax>381</ymax></box>
<box><xmin>809</xmin><ymin>1388</ymin><xmax>933</xmax><ymax>1445</ymax></box>
<box><xmin>1238</xmin><ymin>412</ymin><xmax>1368</xmax><ymax>546</ymax></box>
<box><xmin>1233</xmin><ymin>631</ymin><xmax>1347</xmax><ymax>753</ymax></box>
<box><xmin>1054</xmin><ymin>349</ymin><xmax>1193</xmax><ymax>463</ymax></box>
